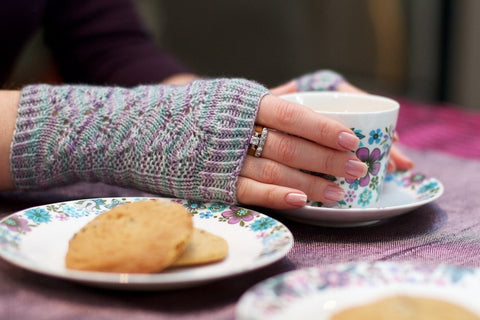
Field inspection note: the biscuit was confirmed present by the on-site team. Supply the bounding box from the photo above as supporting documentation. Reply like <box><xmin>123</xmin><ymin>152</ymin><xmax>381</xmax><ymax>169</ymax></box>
<box><xmin>331</xmin><ymin>295</ymin><xmax>480</xmax><ymax>320</ymax></box>
<box><xmin>65</xmin><ymin>199</ymin><xmax>193</xmax><ymax>273</ymax></box>
<box><xmin>169</xmin><ymin>228</ymin><xmax>228</xmax><ymax>267</ymax></box>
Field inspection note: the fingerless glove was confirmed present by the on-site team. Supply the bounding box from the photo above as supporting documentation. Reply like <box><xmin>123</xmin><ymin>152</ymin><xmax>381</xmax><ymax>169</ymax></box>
<box><xmin>11</xmin><ymin>79</ymin><xmax>269</xmax><ymax>203</ymax></box>
<box><xmin>295</xmin><ymin>69</ymin><xmax>345</xmax><ymax>92</ymax></box>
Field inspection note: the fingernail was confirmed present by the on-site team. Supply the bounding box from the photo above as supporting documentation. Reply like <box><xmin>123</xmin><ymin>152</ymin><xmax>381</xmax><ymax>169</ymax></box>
<box><xmin>338</xmin><ymin>132</ymin><xmax>359</xmax><ymax>151</ymax></box>
<box><xmin>324</xmin><ymin>185</ymin><xmax>344</xmax><ymax>202</ymax></box>
<box><xmin>345</xmin><ymin>160</ymin><xmax>368</xmax><ymax>177</ymax></box>
<box><xmin>285</xmin><ymin>193</ymin><xmax>307</xmax><ymax>207</ymax></box>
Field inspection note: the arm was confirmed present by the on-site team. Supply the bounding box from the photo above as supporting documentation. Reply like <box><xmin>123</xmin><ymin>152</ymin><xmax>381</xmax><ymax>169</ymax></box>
<box><xmin>0</xmin><ymin>90</ymin><xmax>19</xmax><ymax>190</ymax></box>
<box><xmin>44</xmin><ymin>0</ymin><xmax>191</xmax><ymax>86</ymax></box>
<box><xmin>5</xmin><ymin>79</ymin><xmax>367</xmax><ymax>209</ymax></box>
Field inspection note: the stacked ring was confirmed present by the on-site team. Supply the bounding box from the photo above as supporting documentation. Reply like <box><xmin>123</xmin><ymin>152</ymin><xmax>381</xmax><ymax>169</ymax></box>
<box><xmin>248</xmin><ymin>125</ymin><xmax>269</xmax><ymax>157</ymax></box>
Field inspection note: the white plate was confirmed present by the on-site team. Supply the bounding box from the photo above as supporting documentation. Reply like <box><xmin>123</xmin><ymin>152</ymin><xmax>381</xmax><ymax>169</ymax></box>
<box><xmin>273</xmin><ymin>170</ymin><xmax>444</xmax><ymax>227</ymax></box>
<box><xmin>0</xmin><ymin>197</ymin><xmax>293</xmax><ymax>290</ymax></box>
<box><xmin>236</xmin><ymin>262</ymin><xmax>480</xmax><ymax>320</ymax></box>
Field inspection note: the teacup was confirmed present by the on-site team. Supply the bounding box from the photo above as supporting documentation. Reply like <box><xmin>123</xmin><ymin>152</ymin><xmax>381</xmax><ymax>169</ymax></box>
<box><xmin>280</xmin><ymin>92</ymin><xmax>399</xmax><ymax>209</ymax></box>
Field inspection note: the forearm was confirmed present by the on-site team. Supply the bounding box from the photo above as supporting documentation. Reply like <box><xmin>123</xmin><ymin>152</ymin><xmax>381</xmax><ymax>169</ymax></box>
<box><xmin>0</xmin><ymin>90</ymin><xmax>19</xmax><ymax>190</ymax></box>
<box><xmin>10</xmin><ymin>80</ymin><xmax>267</xmax><ymax>202</ymax></box>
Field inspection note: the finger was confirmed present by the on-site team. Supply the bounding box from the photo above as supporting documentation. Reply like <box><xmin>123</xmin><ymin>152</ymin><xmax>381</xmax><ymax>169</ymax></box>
<box><xmin>240</xmin><ymin>156</ymin><xmax>345</xmax><ymax>204</ymax></box>
<box><xmin>270</xmin><ymin>81</ymin><xmax>297</xmax><ymax>96</ymax></box>
<box><xmin>257</xmin><ymin>95</ymin><xmax>359</xmax><ymax>152</ymax></box>
<box><xmin>387</xmin><ymin>158</ymin><xmax>397</xmax><ymax>172</ymax></box>
<box><xmin>236</xmin><ymin>176</ymin><xmax>308</xmax><ymax>209</ymax></box>
<box><xmin>261</xmin><ymin>130</ymin><xmax>367</xmax><ymax>179</ymax></box>
<box><xmin>390</xmin><ymin>145</ymin><xmax>414</xmax><ymax>170</ymax></box>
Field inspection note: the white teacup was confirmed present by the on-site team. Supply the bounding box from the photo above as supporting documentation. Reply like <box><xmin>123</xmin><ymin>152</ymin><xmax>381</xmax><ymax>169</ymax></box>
<box><xmin>280</xmin><ymin>92</ymin><xmax>399</xmax><ymax>209</ymax></box>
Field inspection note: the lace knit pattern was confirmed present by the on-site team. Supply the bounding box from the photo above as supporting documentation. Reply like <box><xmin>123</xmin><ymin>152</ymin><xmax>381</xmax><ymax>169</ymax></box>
<box><xmin>11</xmin><ymin>79</ymin><xmax>269</xmax><ymax>203</ymax></box>
<box><xmin>295</xmin><ymin>69</ymin><xmax>345</xmax><ymax>92</ymax></box>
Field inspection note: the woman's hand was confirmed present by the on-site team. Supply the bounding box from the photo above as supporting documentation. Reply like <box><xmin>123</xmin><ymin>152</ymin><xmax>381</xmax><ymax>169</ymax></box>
<box><xmin>235</xmin><ymin>94</ymin><xmax>369</xmax><ymax>209</ymax></box>
<box><xmin>270</xmin><ymin>70</ymin><xmax>414</xmax><ymax>174</ymax></box>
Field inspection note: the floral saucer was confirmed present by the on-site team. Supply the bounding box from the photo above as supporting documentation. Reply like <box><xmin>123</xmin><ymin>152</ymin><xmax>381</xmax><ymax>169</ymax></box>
<box><xmin>272</xmin><ymin>170</ymin><xmax>443</xmax><ymax>227</ymax></box>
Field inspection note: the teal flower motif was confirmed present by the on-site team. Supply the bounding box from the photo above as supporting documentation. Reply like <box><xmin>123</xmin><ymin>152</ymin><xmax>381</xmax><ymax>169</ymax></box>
<box><xmin>348</xmin><ymin>180</ymin><xmax>360</xmax><ymax>190</ymax></box>
<box><xmin>251</xmin><ymin>217</ymin><xmax>276</xmax><ymax>231</ymax></box>
<box><xmin>62</xmin><ymin>205</ymin><xmax>88</xmax><ymax>218</ymax></box>
<box><xmin>183</xmin><ymin>200</ymin><xmax>207</xmax><ymax>213</ymax></box>
<box><xmin>92</xmin><ymin>199</ymin><xmax>106</xmax><ymax>207</ymax></box>
<box><xmin>351</xmin><ymin>128</ymin><xmax>366</xmax><ymax>147</ymax></box>
<box><xmin>25</xmin><ymin>208</ymin><xmax>51</xmax><ymax>223</ymax></box>
<box><xmin>418</xmin><ymin>182</ymin><xmax>438</xmax><ymax>194</ymax></box>
<box><xmin>369</xmin><ymin>129</ymin><xmax>383</xmax><ymax>145</ymax></box>
<box><xmin>357</xmin><ymin>189</ymin><xmax>373</xmax><ymax>207</ymax></box>
<box><xmin>199</xmin><ymin>211</ymin><xmax>213</xmax><ymax>219</ymax></box>
<box><xmin>207</xmin><ymin>203</ymin><xmax>228</xmax><ymax>213</ymax></box>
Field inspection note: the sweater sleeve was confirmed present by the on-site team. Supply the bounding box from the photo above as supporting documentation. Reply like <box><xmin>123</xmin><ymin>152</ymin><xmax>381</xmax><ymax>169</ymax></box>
<box><xmin>43</xmin><ymin>0</ymin><xmax>190</xmax><ymax>86</ymax></box>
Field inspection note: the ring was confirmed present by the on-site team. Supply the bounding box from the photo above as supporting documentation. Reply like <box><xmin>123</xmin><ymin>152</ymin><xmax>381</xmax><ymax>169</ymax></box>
<box><xmin>248</xmin><ymin>125</ymin><xmax>269</xmax><ymax>157</ymax></box>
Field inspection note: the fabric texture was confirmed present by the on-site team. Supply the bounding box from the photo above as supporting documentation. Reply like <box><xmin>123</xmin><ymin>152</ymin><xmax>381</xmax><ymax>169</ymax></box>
<box><xmin>294</xmin><ymin>69</ymin><xmax>345</xmax><ymax>92</ymax></box>
<box><xmin>10</xmin><ymin>79</ymin><xmax>269</xmax><ymax>203</ymax></box>
<box><xmin>1</xmin><ymin>0</ymin><xmax>189</xmax><ymax>86</ymax></box>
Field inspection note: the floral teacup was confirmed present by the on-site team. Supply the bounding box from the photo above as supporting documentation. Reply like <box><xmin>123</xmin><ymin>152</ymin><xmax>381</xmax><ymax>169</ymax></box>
<box><xmin>280</xmin><ymin>92</ymin><xmax>399</xmax><ymax>209</ymax></box>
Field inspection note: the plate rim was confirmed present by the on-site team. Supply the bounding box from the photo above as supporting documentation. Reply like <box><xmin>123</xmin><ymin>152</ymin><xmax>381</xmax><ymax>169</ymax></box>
<box><xmin>273</xmin><ymin>170</ymin><xmax>444</xmax><ymax>226</ymax></box>
<box><xmin>0</xmin><ymin>197</ymin><xmax>294</xmax><ymax>290</ymax></box>
<box><xmin>236</xmin><ymin>261</ymin><xmax>480</xmax><ymax>319</ymax></box>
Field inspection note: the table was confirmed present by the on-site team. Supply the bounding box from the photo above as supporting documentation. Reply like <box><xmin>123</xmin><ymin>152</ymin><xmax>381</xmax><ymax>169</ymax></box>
<box><xmin>1</xmin><ymin>99</ymin><xmax>479</xmax><ymax>319</ymax></box>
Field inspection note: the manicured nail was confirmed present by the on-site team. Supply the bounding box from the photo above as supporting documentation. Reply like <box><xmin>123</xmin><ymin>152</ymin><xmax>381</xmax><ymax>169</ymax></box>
<box><xmin>345</xmin><ymin>160</ymin><xmax>368</xmax><ymax>178</ymax></box>
<box><xmin>324</xmin><ymin>185</ymin><xmax>344</xmax><ymax>202</ymax></box>
<box><xmin>285</xmin><ymin>193</ymin><xmax>307</xmax><ymax>207</ymax></box>
<box><xmin>338</xmin><ymin>132</ymin><xmax>359</xmax><ymax>151</ymax></box>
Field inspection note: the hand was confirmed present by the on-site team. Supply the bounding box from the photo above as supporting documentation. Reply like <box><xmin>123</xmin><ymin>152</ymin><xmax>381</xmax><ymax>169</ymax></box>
<box><xmin>270</xmin><ymin>70</ymin><xmax>414</xmax><ymax>174</ymax></box>
<box><xmin>235</xmin><ymin>94</ymin><xmax>369</xmax><ymax>209</ymax></box>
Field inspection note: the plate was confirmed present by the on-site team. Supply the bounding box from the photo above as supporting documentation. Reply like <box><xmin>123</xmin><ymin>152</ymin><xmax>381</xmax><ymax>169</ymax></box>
<box><xmin>236</xmin><ymin>262</ymin><xmax>480</xmax><ymax>320</ymax></box>
<box><xmin>0</xmin><ymin>197</ymin><xmax>293</xmax><ymax>290</ymax></box>
<box><xmin>273</xmin><ymin>171</ymin><xmax>444</xmax><ymax>227</ymax></box>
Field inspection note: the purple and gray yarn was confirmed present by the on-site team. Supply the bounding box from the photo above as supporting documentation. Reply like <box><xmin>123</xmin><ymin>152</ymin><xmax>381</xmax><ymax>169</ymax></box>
<box><xmin>10</xmin><ymin>79</ymin><xmax>269</xmax><ymax>203</ymax></box>
<box><xmin>295</xmin><ymin>69</ymin><xmax>345</xmax><ymax>92</ymax></box>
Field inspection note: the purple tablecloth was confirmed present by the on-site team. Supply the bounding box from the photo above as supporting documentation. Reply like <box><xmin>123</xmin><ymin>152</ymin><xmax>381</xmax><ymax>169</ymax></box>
<box><xmin>1</xmin><ymin>101</ymin><xmax>480</xmax><ymax>319</ymax></box>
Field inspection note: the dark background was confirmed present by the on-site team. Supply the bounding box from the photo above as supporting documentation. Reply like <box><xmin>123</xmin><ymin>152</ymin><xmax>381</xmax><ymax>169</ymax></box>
<box><xmin>8</xmin><ymin>0</ymin><xmax>480</xmax><ymax>109</ymax></box>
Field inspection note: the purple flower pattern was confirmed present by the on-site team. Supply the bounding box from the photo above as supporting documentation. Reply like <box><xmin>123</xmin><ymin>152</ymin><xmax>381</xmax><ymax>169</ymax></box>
<box><xmin>346</xmin><ymin>147</ymin><xmax>382</xmax><ymax>187</ymax></box>
<box><xmin>222</xmin><ymin>207</ymin><xmax>256</xmax><ymax>225</ymax></box>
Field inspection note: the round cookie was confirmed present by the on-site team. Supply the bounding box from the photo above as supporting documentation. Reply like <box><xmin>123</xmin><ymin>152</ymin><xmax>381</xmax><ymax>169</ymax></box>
<box><xmin>65</xmin><ymin>199</ymin><xmax>193</xmax><ymax>273</ymax></box>
<box><xmin>169</xmin><ymin>228</ymin><xmax>228</xmax><ymax>267</ymax></box>
<box><xmin>331</xmin><ymin>295</ymin><xmax>480</xmax><ymax>320</ymax></box>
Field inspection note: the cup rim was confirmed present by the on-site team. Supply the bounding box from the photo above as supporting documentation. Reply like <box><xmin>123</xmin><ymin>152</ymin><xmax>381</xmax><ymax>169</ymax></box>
<box><xmin>279</xmin><ymin>92</ymin><xmax>399</xmax><ymax>114</ymax></box>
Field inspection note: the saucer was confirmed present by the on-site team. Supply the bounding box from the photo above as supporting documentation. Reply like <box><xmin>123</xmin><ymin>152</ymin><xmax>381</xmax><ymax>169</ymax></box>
<box><xmin>272</xmin><ymin>170</ymin><xmax>443</xmax><ymax>227</ymax></box>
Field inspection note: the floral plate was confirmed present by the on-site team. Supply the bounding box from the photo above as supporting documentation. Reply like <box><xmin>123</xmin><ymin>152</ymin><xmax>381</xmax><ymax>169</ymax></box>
<box><xmin>236</xmin><ymin>262</ymin><xmax>480</xmax><ymax>320</ymax></box>
<box><xmin>0</xmin><ymin>197</ymin><xmax>293</xmax><ymax>290</ymax></box>
<box><xmin>273</xmin><ymin>170</ymin><xmax>443</xmax><ymax>227</ymax></box>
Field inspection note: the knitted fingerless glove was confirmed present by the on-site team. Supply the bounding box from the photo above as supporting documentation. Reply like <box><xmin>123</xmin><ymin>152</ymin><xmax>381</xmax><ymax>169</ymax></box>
<box><xmin>295</xmin><ymin>69</ymin><xmax>345</xmax><ymax>92</ymax></box>
<box><xmin>10</xmin><ymin>79</ymin><xmax>269</xmax><ymax>203</ymax></box>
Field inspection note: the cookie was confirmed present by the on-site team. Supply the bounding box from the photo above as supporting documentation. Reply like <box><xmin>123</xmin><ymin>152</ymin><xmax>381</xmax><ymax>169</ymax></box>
<box><xmin>331</xmin><ymin>295</ymin><xmax>480</xmax><ymax>320</ymax></box>
<box><xmin>169</xmin><ymin>228</ymin><xmax>228</xmax><ymax>267</ymax></box>
<box><xmin>65</xmin><ymin>199</ymin><xmax>193</xmax><ymax>273</ymax></box>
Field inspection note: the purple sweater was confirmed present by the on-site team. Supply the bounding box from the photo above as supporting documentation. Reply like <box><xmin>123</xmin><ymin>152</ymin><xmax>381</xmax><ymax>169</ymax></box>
<box><xmin>1</xmin><ymin>0</ymin><xmax>189</xmax><ymax>87</ymax></box>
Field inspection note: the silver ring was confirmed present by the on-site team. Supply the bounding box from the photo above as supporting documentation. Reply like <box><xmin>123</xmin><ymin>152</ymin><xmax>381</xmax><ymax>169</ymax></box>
<box><xmin>254</xmin><ymin>127</ymin><xmax>268</xmax><ymax>157</ymax></box>
<box><xmin>249</xmin><ymin>125</ymin><xmax>269</xmax><ymax>157</ymax></box>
